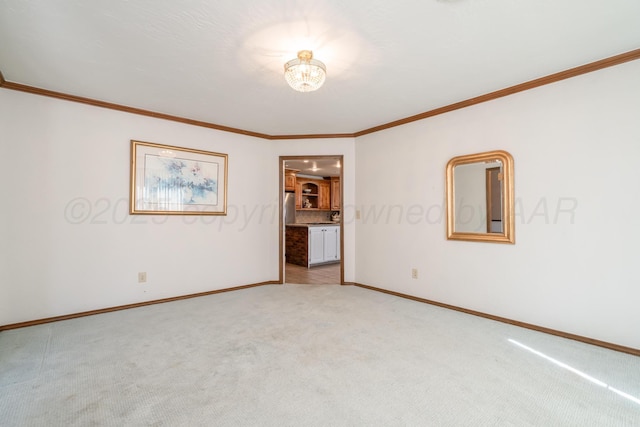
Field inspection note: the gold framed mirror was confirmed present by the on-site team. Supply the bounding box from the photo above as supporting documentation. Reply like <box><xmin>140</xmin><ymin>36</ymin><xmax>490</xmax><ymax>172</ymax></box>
<box><xmin>446</xmin><ymin>150</ymin><xmax>514</xmax><ymax>243</ymax></box>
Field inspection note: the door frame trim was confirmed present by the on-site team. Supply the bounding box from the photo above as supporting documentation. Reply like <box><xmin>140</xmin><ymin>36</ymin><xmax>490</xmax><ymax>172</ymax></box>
<box><xmin>279</xmin><ymin>155</ymin><xmax>344</xmax><ymax>284</ymax></box>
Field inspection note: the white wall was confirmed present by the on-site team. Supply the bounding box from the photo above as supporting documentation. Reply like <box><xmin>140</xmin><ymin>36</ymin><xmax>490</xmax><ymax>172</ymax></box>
<box><xmin>355</xmin><ymin>59</ymin><xmax>640</xmax><ymax>349</ymax></box>
<box><xmin>3</xmin><ymin>59</ymin><xmax>639</xmax><ymax>350</ymax></box>
<box><xmin>0</xmin><ymin>90</ymin><xmax>279</xmax><ymax>325</ymax></box>
<box><xmin>271</xmin><ymin>138</ymin><xmax>356</xmax><ymax>283</ymax></box>
<box><xmin>0</xmin><ymin>89</ymin><xmax>357</xmax><ymax>326</ymax></box>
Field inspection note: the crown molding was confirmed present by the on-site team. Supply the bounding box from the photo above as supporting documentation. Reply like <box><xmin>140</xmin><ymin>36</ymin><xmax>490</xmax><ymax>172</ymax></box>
<box><xmin>268</xmin><ymin>132</ymin><xmax>355</xmax><ymax>140</ymax></box>
<box><xmin>0</xmin><ymin>80</ymin><xmax>273</xmax><ymax>139</ymax></box>
<box><xmin>354</xmin><ymin>48</ymin><xmax>640</xmax><ymax>137</ymax></box>
<box><xmin>1</xmin><ymin>48</ymin><xmax>638</xmax><ymax>139</ymax></box>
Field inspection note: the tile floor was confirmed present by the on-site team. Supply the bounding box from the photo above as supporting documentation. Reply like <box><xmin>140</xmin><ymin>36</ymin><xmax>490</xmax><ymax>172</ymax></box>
<box><xmin>285</xmin><ymin>262</ymin><xmax>341</xmax><ymax>284</ymax></box>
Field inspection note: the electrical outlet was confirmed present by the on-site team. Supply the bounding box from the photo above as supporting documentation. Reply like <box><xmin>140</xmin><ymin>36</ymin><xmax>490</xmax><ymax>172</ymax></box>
<box><xmin>411</xmin><ymin>268</ymin><xmax>418</xmax><ymax>279</ymax></box>
<box><xmin>138</xmin><ymin>272</ymin><xmax>147</xmax><ymax>283</ymax></box>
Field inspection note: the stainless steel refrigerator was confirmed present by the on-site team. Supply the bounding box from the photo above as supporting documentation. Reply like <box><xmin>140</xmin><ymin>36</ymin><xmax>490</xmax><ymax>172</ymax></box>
<box><xmin>284</xmin><ymin>192</ymin><xmax>296</xmax><ymax>224</ymax></box>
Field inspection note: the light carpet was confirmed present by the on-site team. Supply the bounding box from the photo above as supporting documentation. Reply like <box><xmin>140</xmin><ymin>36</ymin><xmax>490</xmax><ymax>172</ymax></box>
<box><xmin>1</xmin><ymin>284</ymin><xmax>639</xmax><ymax>426</ymax></box>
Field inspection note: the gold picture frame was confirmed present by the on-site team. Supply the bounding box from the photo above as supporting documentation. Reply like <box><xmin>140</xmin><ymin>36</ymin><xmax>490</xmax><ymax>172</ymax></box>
<box><xmin>446</xmin><ymin>150</ymin><xmax>514</xmax><ymax>243</ymax></box>
<box><xmin>130</xmin><ymin>140</ymin><xmax>228</xmax><ymax>215</ymax></box>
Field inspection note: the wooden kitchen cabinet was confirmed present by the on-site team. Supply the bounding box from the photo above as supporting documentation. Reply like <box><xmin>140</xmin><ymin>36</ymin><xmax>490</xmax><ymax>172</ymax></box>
<box><xmin>319</xmin><ymin>180</ymin><xmax>331</xmax><ymax>210</ymax></box>
<box><xmin>295</xmin><ymin>181</ymin><xmax>302</xmax><ymax>209</ymax></box>
<box><xmin>284</xmin><ymin>169</ymin><xmax>298</xmax><ymax>192</ymax></box>
<box><xmin>331</xmin><ymin>177</ymin><xmax>340</xmax><ymax>210</ymax></box>
<box><xmin>296</xmin><ymin>178</ymin><xmax>330</xmax><ymax>210</ymax></box>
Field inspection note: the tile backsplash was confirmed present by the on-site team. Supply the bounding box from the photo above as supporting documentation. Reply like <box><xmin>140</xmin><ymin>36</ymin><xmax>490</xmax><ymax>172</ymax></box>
<box><xmin>296</xmin><ymin>210</ymin><xmax>333</xmax><ymax>223</ymax></box>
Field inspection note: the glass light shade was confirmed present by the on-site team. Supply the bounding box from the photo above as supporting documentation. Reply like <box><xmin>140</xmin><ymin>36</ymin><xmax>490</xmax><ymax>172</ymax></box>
<box><xmin>284</xmin><ymin>50</ymin><xmax>326</xmax><ymax>92</ymax></box>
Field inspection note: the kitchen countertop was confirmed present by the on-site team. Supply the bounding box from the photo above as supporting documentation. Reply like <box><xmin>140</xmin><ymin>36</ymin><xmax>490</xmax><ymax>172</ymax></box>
<box><xmin>286</xmin><ymin>222</ymin><xmax>341</xmax><ymax>227</ymax></box>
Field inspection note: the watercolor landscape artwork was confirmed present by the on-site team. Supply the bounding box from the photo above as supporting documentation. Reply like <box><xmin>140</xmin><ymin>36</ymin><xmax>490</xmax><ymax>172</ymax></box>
<box><xmin>144</xmin><ymin>155</ymin><xmax>219</xmax><ymax>207</ymax></box>
<box><xmin>130</xmin><ymin>141</ymin><xmax>227</xmax><ymax>215</ymax></box>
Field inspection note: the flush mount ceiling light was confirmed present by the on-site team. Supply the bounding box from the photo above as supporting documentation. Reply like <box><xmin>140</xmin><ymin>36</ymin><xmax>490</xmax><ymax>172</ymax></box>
<box><xmin>284</xmin><ymin>50</ymin><xmax>326</xmax><ymax>92</ymax></box>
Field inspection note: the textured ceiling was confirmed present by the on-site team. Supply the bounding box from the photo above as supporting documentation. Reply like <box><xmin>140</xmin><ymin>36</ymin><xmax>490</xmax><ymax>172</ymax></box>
<box><xmin>284</xmin><ymin>158</ymin><xmax>342</xmax><ymax>177</ymax></box>
<box><xmin>1</xmin><ymin>0</ymin><xmax>639</xmax><ymax>136</ymax></box>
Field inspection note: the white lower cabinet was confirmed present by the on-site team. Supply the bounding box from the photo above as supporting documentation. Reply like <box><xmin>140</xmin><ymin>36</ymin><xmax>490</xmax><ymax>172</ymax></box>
<box><xmin>308</xmin><ymin>226</ymin><xmax>340</xmax><ymax>266</ymax></box>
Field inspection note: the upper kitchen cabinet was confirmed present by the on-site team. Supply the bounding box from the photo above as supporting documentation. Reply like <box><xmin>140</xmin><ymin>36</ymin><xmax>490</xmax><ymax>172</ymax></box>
<box><xmin>319</xmin><ymin>180</ymin><xmax>331</xmax><ymax>210</ymax></box>
<box><xmin>331</xmin><ymin>177</ymin><xmax>340</xmax><ymax>210</ymax></box>
<box><xmin>296</xmin><ymin>178</ymin><xmax>332</xmax><ymax>210</ymax></box>
<box><xmin>297</xmin><ymin>179</ymin><xmax>320</xmax><ymax>209</ymax></box>
<box><xmin>284</xmin><ymin>169</ymin><xmax>298</xmax><ymax>192</ymax></box>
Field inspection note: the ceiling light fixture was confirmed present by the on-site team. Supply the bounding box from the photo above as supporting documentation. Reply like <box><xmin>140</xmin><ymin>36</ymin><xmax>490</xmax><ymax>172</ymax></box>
<box><xmin>284</xmin><ymin>50</ymin><xmax>326</xmax><ymax>92</ymax></box>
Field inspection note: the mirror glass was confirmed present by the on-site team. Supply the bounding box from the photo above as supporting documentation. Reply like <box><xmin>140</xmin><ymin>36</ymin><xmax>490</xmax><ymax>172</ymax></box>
<box><xmin>446</xmin><ymin>150</ymin><xmax>514</xmax><ymax>243</ymax></box>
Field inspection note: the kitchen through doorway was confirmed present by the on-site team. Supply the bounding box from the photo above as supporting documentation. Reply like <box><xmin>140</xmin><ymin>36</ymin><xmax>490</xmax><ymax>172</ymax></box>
<box><xmin>280</xmin><ymin>155</ymin><xmax>343</xmax><ymax>285</ymax></box>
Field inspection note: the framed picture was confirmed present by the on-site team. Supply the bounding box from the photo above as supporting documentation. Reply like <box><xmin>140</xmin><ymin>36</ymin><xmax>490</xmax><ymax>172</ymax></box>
<box><xmin>130</xmin><ymin>140</ymin><xmax>228</xmax><ymax>215</ymax></box>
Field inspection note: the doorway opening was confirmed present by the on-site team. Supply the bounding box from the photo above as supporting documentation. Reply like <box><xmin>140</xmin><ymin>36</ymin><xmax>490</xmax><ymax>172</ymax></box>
<box><xmin>485</xmin><ymin>167</ymin><xmax>503</xmax><ymax>233</ymax></box>
<box><xmin>279</xmin><ymin>155</ymin><xmax>344</xmax><ymax>285</ymax></box>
